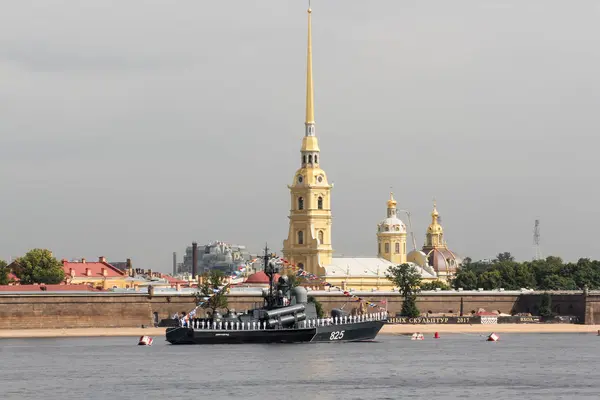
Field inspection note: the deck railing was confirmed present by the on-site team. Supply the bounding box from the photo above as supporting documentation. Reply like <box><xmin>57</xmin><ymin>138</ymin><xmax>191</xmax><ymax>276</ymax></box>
<box><xmin>183</xmin><ymin>312</ymin><xmax>387</xmax><ymax>330</ymax></box>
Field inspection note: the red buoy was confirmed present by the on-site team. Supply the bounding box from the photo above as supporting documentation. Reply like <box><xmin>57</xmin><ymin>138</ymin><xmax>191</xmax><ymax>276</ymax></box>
<box><xmin>434</xmin><ymin>332</ymin><xmax>440</xmax><ymax>339</ymax></box>
<box><xmin>487</xmin><ymin>333</ymin><xmax>499</xmax><ymax>342</ymax></box>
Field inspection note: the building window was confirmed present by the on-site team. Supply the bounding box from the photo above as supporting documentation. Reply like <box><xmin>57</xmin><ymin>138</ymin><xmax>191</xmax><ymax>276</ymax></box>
<box><xmin>318</xmin><ymin>230</ymin><xmax>324</xmax><ymax>244</ymax></box>
<box><xmin>308</xmin><ymin>155</ymin><xmax>313</xmax><ymax>164</ymax></box>
<box><xmin>302</xmin><ymin>155</ymin><xmax>307</xmax><ymax>164</ymax></box>
<box><xmin>378</xmin><ymin>242</ymin><xmax>381</xmax><ymax>254</ymax></box>
<box><xmin>298</xmin><ymin>231</ymin><xmax>304</xmax><ymax>244</ymax></box>
<box><xmin>403</xmin><ymin>242</ymin><xmax>406</xmax><ymax>253</ymax></box>
<box><xmin>298</xmin><ymin>263</ymin><xmax>304</xmax><ymax>270</ymax></box>
<box><xmin>315</xmin><ymin>155</ymin><xmax>318</xmax><ymax>163</ymax></box>
<box><xmin>298</xmin><ymin>197</ymin><xmax>304</xmax><ymax>210</ymax></box>
<box><xmin>385</xmin><ymin>225</ymin><xmax>389</xmax><ymax>232</ymax></box>
<box><xmin>395</xmin><ymin>242</ymin><xmax>400</xmax><ymax>254</ymax></box>
<box><xmin>317</xmin><ymin>196</ymin><xmax>323</xmax><ymax>209</ymax></box>
<box><xmin>385</xmin><ymin>243</ymin><xmax>390</xmax><ymax>253</ymax></box>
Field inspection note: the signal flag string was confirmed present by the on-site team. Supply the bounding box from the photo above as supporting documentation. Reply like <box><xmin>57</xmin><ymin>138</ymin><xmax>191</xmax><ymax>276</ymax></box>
<box><xmin>276</xmin><ymin>257</ymin><xmax>388</xmax><ymax>312</ymax></box>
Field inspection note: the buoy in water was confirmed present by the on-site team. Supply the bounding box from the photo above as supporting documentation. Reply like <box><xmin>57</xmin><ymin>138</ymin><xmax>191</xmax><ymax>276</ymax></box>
<box><xmin>138</xmin><ymin>335</ymin><xmax>153</xmax><ymax>346</ymax></box>
<box><xmin>434</xmin><ymin>332</ymin><xmax>440</xmax><ymax>339</ymax></box>
<box><xmin>487</xmin><ymin>333</ymin><xmax>499</xmax><ymax>342</ymax></box>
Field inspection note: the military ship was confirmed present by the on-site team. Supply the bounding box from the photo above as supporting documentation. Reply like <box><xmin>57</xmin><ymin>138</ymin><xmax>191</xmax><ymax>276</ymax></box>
<box><xmin>165</xmin><ymin>247</ymin><xmax>386</xmax><ymax>344</ymax></box>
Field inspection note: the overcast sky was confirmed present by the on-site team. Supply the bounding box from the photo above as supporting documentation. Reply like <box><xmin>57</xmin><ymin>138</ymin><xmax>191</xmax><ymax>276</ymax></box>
<box><xmin>1</xmin><ymin>0</ymin><xmax>599</xmax><ymax>271</ymax></box>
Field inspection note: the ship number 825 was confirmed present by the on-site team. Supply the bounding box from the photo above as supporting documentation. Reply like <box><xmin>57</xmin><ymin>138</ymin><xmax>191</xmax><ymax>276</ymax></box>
<box><xmin>329</xmin><ymin>330</ymin><xmax>345</xmax><ymax>340</ymax></box>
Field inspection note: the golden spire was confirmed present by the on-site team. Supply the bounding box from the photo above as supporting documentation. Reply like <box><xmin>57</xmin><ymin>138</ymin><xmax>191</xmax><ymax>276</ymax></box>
<box><xmin>305</xmin><ymin>6</ymin><xmax>314</xmax><ymax>124</ymax></box>
<box><xmin>431</xmin><ymin>199</ymin><xmax>439</xmax><ymax>222</ymax></box>
<box><xmin>387</xmin><ymin>192</ymin><xmax>397</xmax><ymax>208</ymax></box>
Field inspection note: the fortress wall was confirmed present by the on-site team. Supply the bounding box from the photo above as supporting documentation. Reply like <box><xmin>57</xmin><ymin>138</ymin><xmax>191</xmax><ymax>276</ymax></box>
<box><xmin>0</xmin><ymin>292</ymin><xmax>588</xmax><ymax>329</ymax></box>
<box><xmin>583</xmin><ymin>294</ymin><xmax>600</xmax><ymax>324</ymax></box>
<box><xmin>0</xmin><ymin>295</ymin><xmax>156</xmax><ymax>329</ymax></box>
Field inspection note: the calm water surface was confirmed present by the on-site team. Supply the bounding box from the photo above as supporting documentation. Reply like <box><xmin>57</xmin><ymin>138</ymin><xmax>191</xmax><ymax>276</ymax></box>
<box><xmin>0</xmin><ymin>333</ymin><xmax>598</xmax><ymax>399</ymax></box>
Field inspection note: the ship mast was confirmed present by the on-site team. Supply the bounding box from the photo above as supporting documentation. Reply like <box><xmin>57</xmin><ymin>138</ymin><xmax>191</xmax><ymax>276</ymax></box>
<box><xmin>263</xmin><ymin>244</ymin><xmax>276</xmax><ymax>309</ymax></box>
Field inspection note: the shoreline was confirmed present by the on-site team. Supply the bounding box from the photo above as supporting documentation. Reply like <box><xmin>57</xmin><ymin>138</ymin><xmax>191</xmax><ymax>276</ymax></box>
<box><xmin>380</xmin><ymin>324</ymin><xmax>600</xmax><ymax>334</ymax></box>
<box><xmin>0</xmin><ymin>324</ymin><xmax>599</xmax><ymax>339</ymax></box>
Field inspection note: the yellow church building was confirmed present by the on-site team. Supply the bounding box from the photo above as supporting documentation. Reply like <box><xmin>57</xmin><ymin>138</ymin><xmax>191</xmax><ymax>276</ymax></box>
<box><xmin>282</xmin><ymin>6</ymin><xmax>460</xmax><ymax>291</ymax></box>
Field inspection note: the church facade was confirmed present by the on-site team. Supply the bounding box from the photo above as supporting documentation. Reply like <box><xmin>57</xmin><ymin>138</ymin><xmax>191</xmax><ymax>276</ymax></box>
<box><xmin>282</xmin><ymin>7</ymin><xmax>460</xmax><ymax>290</ymax></box>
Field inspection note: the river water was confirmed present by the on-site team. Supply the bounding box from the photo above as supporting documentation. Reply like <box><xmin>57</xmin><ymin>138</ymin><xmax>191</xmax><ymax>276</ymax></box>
<box><xmin>0</xmin><ymin>333</ymin><xmax>598</xmax><ymax>399</ymax></box>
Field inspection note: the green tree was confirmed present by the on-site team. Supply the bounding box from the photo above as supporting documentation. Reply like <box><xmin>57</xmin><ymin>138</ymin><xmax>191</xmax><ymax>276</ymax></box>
<box><xmin>539</xmin><ymin>274</ymin><xmax>577</xmax><ymax>290</ymax></box>
<box><xmin>308</xmin><ymin>295</ymin><xmax>325</xmax><ymax>318</ymax></box>
<box><xmin>285</xmin><ymin>271</ymin><xmax>308</xmax><ymax>288</ymax></box>
<box><xmin>197</xmin><ymin>270</ymin><xmax>229</xmax><ymax>315</ymax></box>
<box><xmin>478</xmin><ymin>270</ymin><xmax>502</xmax><ymax>290</ymax></box>
<box><xmin>0</xmin><ymin>260</ymin><xmax>9</xmax><ymax>285</ymax></box>
<box><xmin>420</xmin><ymin>280</ymin><xmax>450</xmax><ymax>291</ymax></box>
<box><xmin>387</xmin><ymin>263</ymin><xmax>421</xmax><ymax>317</ymax></box>
<box><xmin>401</xmin><ymin>293</ymin><xmax>420</xmax><ymax>318</ymax></box>
<box><xmin>452</xmin><ymin>269</ymin><xmax>478</xmax><ymax>290</ymax></box>
<box><xmin>12</xmin><ymin>249</ymin><xmax>65</xmax><ymax>284</ymax></box>
<box><xmin>495</xmin><ymin>252</ymin><xmax>515</xmax><ymax>263</ymax></box>
<box><xmin>538</xmin><ymin>292</ymin><xmax>553</xmax><ymax>318</ymax></box>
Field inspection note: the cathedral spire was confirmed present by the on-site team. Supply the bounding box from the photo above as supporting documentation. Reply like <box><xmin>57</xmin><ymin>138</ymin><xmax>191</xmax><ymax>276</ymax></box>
<box><xmin>300</xmin><ymin>3</ymin><xmax>319</xmax><ymax>164</ymax></box>
<box><xmin>305</xmin><ymin>5</ymin><xmax>314</xmax><ymax>125</ymax></box>
<box><xmin>431</xmin><ymin>200</ymin><xmax>439</xmax><ymax>223</ymax></box>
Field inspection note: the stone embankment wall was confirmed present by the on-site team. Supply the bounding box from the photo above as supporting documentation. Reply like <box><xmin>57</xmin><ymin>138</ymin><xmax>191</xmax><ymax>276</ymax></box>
<box><xmin>0</xmin><ymin>291</ymin><xmax>589</xmax><ymax>329</ymax></box>
<box><xmin>583</xmin><ymin>293</ymin><xmax>600</xmax><ymax>324</ymax></box>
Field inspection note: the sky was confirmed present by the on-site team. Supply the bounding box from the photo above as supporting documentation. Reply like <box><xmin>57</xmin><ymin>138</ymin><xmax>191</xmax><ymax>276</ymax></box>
<box><xmin>1</xmin><ymin>0</ymin><xmax>599</xmax><ymax>271</ymax></box>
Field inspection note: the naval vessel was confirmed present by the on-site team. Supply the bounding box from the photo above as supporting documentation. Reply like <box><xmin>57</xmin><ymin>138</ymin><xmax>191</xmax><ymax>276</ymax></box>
<box><xmin>166</xmin><ymin>247</ymin><xmax>386</xmax><ymax>344</ymax></box>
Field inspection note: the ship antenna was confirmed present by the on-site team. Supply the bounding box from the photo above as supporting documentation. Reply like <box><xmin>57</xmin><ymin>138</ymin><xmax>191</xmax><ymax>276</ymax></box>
<box><xmin>263</xmin><ymin>243</ymin><xmax>276</xmax><ymax>308</ymax></box>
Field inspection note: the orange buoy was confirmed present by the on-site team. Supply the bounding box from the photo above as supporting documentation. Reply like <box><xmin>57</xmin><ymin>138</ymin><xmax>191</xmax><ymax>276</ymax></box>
<box><xmin>434</xmin><ymin>332</ymin><xmax>440</xmax><ymax>339</ymax></box>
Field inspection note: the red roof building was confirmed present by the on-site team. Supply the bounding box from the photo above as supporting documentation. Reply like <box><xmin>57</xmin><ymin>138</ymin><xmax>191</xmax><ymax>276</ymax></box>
<box><xmin>63</xmin><ymin>257</ymin><xmax>126</xmax><ymax>278</ymax></box>
<box><xmin>63</xmin><ymin>257</ymin><xmax>128</xmax><ymax>289</ymax></box>
<box><xmin>242</xmin><ymin>271</ymin><xmax>281</xmax><ymax>286</ymax></box>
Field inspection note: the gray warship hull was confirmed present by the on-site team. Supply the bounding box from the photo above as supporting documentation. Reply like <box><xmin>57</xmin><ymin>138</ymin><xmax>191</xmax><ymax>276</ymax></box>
<box><xmin>166</xmin><ymin>319</ymin><xmax>385</xmax><ymax>345</ymax></box>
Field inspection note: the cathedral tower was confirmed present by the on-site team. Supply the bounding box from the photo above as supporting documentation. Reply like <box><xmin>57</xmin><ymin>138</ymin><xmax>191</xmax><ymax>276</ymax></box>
<box><xmin>376</xmin><ymin>193</ymin><xmax>407</xmax><ymax>264</ymax></box>
<box><xmin>423</xmin><ymin>201</ymin><xmax>446</xmax><ymax>252</ymax></box>
<box><xmin>282</xmin><ymin>6</ymin><xmax>332</xmax><ymax>276</ymax></box>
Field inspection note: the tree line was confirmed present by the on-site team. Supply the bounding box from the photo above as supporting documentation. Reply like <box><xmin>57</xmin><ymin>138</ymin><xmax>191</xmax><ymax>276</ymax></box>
<box><xmin>453</xmin><ymin>252</ymin><xmax>600</xmax><ymax>291</ymax></box>
<box><xmin>385</xmin><ymin>252</ymin><xmax>600</xmax><ymax>318</ymax></box>
<box><xmin>0</xmin><ymin>249</ymin><xmax>65</xmax><ymax>285</ymax></box>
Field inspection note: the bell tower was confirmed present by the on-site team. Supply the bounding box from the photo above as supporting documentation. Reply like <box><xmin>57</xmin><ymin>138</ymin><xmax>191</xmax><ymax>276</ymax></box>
<box><xmin>423</xmin><ymin>201</ymin><xmax>446</xmax><ymax>251</ymax></box>
<box><xmin>282</xmin><ymin>6</ymin><xmax>332</xmax><ymax>276</ymax></box>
